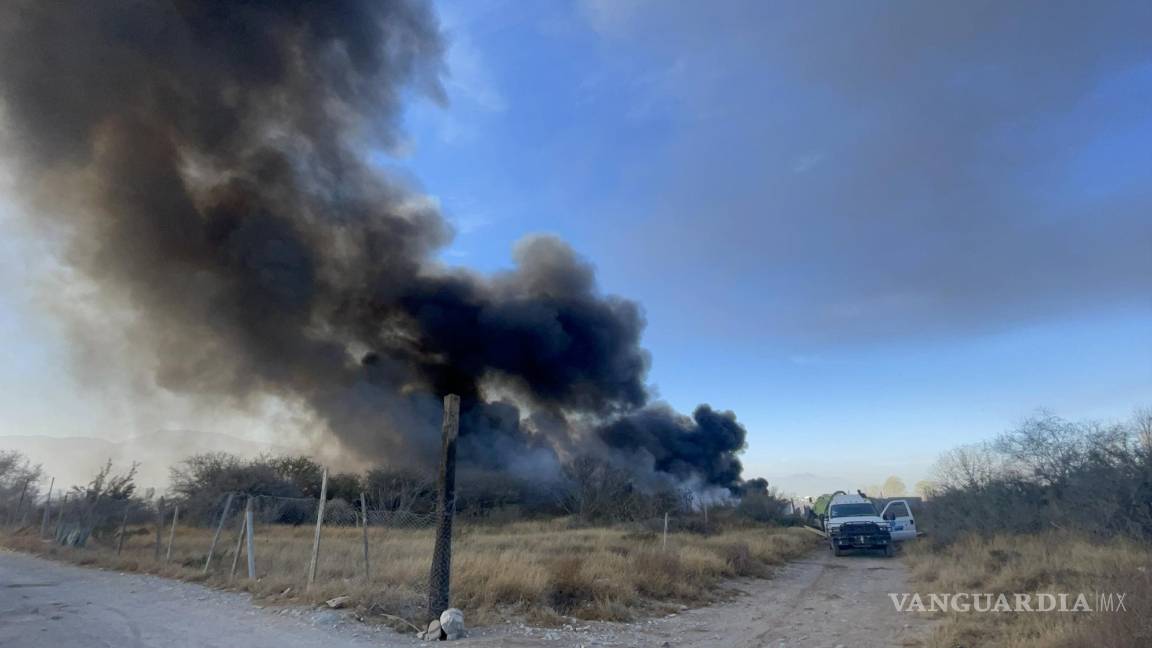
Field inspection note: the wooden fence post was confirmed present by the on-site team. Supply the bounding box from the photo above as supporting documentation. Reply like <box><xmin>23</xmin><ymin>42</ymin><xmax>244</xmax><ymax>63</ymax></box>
<box><xmin>306</xmin><ymin>468</ymin><xmax>329</xmax><ymax>590</ymax></box>
<box><xmin>39</xmin><ymin>477</ymin><xmax>54</xmax><ymax>538</ymax></box>
<box><xmin>662</xmin><ymin>511</ymin><xmax>669</xmax><ymax>551</ymax></box>
<box><xmin>427</xmin><ymin>394</ymin><xmax>460</xmax><ymax>621</ymax></box>
<box><xmin>154</xmin><ymin>497</ymin><xmax>164</xmax><ymax>561</ymax></box>
<box><xmin>245</xmin><ymin>496</ymin><xmax>256</xmax><ymax>580</ymax></box>
<box><xmin>165</xmin><ymin>505</ymin><xmax>179</xmax><ymax>562</ymax></box>
<box><xmin>116</xmin><ymin>505</ymin><xmax>129</xmax><ymax>555</ymax></box>
<box><xmin>229</xmin><ymin>510</ymin><xmax>247</xmax><ymax>581</ymax></box>
<box><xmin>360</xmin><ymin>491</ymin><xmax>370</xmax><ymax>582</ymax></box>
<box><xmin>54</xmin><ymin>492</ymin><xmax>68</xmax><ymax>539</ymax></box>
<box><xmin>12</xmin><ymin>478</ymin><xmax>29</xmax><ymax>526</ymax></box>
<box><xmin>203</xmin><ymin>492</ymin><xmax>235</xmax><ymax>573</ymax></box>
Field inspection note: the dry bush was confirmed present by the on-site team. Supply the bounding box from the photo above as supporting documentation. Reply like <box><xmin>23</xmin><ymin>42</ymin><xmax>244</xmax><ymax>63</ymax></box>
<box><xmin>926</xmin><ymin>410</ymin><xmax>1152</xmax><ymax>544</ymax></box>
<box><xmin>906</xmin><ymin>533</ymin><xmax>1152</xmax><ymax>647</ymax></box>
<box><xmin>545</xmin><ymin>556</ymin><xmax>597</xmax><ymax>614</ymax></box>
<box><xmin>1049</xmin><ymin>568</ymin><xmax>1152</xmax><ymax>648</ymax></box>
<box><xmin>2</xmin><ymin>518</ymin><xmax>816</xmax><ymax>628</ymax></box>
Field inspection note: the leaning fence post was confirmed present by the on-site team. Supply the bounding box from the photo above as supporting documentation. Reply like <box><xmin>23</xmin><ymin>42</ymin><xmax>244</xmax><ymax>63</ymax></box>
<box><xmin>245</xmin><ymin>496</ymin><xmax>256</xmax><ymax>580</ymax></box>
<box><xmin>154</xmin><ymin>497</ymin><xmax>164</xmax><ymax>561</ymax></box>
<box><xmin>229</xmin><ymin>508</ymin><xmax>247</xmax><ymax>581</ymax></box>
<box><xmin>165</xmin><ymin>505</ymin><xmax>179</xmax><ymax>562</ymax></box>
<box><xmin>360</xmin><ymin>491</ymin><xmax>370</xmax><ymax>582</ymax></box>
<box><xmin>427</xmin><ymin>393</ymin><xmax>461</xmax><ymax>621</ymax></box>
<box><xmin>203</xmin><ymin>492</ymin><xmax>235</xmax><ymax>573</ymax></box>
<box><xmin>307</xmin><ymin>468</ymin><xmax>329</xmax><ymax>590</ymax></box>
<box><xmin>662</xmin><ymin>511</ymin><xmax>669</xmax><ymax>551</ymax></box>
<box><xmin>40</xmin><ymin>477</ymin><xmax>54</xmax><ymax>538</ymax></box>
<box><xmin>116</xmin><ymin>505</ymin><xmax>130</xmax><ymax>555</ymax></box>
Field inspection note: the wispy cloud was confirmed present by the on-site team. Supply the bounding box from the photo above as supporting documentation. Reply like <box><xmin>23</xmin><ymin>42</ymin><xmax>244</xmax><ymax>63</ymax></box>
<box><xmin>791</xmin><ymin>152</ymin><xmax>825</xmax><ymax>174</ymax></box>
<box><xmin>427</xmin><ymin>1</ymin><xmax>508</xmax><ymax>144</ymax></box>
<box><xmin>579</xmin><ymin>1</ymin><xmax>1152</xmax><ymax>343</ymax></box>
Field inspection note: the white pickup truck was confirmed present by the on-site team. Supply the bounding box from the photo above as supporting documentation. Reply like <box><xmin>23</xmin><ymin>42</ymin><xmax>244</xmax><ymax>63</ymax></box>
<box><xmin>824</xmin><ymin>492</ymin><xmax>916</xmax><ymax>556</ymax></box>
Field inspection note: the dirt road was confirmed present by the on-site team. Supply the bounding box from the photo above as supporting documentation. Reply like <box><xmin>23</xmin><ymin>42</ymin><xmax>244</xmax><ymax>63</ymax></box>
<box><xmin>0</xmin><ymin>549</ymin><xmax>406</xmax><ymax>648</ymax></box>
<box><xmin>461</xmin><ymin>548</ymin><xmax>936</xmax><ymax>648</ymax></box>
<box><xmin>1</xmin><ymin>547</ymin><xmax>932</xmax><ymax>648</ymax></box>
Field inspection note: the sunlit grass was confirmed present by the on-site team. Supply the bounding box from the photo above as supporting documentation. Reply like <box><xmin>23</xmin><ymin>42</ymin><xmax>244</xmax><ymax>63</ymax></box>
<box><xmin>2</xmin><ymin>519</ymin><xmax>817</xmax><ymax>627</ymax></box>
<box><xmin>906</xmin><ymin>533</ymin><xmax>1152</xmax><ymax>648</ymax></box>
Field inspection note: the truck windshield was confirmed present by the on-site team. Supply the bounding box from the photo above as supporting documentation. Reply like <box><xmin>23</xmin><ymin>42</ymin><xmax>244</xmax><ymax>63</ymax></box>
<box><xmin>830</xmin><ymin>503</ymin><xmax>876</xmax><ymax>518</ymax></box>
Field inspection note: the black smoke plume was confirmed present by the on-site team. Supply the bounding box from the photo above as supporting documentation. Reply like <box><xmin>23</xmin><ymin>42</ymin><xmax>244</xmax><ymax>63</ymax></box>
<box><xmin>0</xmin><ymin>0</ymin><xmax>748</xmax><ymax>490</ymax></box>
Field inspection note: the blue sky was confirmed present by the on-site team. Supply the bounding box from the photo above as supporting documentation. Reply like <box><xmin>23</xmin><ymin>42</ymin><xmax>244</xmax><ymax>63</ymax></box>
<box><xmin>390</xmin><ymin>0</ymin><xmax>1152</xmax><ymax>488</ymax></box>
<box><xmin>1</xmin><ymin>0</ymin><xmax>1150</xmax><ymax>493</ymax></box>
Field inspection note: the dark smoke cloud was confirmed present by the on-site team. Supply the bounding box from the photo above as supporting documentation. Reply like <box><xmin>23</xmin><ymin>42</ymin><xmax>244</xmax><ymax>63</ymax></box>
<box><xmin>596</xmin><ymin>405</ymin><xmax>746</xmax><ymax>489</ymax></box>
<box><xmin>0</xmin><ymin>0</ymin><xmax>747</xmax><ymax>489</ymax></box>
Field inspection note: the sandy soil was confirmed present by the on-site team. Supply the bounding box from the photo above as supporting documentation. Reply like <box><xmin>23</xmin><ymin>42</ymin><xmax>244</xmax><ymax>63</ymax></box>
<box><xmin>1</xmin><ymin>546</ymin><xmax>933</xmax><ymax>648</ymax></box>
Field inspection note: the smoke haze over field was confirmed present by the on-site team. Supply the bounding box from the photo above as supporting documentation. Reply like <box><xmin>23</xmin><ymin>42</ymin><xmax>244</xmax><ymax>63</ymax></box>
<box><xmin>0</xmin><ymin>1</ymin><xmax>746</xmax><ymax>490</ymax></box>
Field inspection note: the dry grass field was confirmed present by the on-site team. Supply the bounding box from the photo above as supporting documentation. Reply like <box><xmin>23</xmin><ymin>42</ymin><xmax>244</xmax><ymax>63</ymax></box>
<box><xmin>2</xmin><ymin>519</ymin><xmax>816</xmax><ymax>627</ymax></box>
<box><xmin>906</xmin><ymin>533</ymin><xmax>1152</xmax><ymax>648</ymax></box>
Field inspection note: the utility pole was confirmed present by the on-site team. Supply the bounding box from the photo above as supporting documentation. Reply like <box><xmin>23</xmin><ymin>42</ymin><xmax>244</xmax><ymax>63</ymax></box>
<box><xmin>426</xmin><ymin>394</ymin><xmax>460</xmax><ymax>621</ymax></box>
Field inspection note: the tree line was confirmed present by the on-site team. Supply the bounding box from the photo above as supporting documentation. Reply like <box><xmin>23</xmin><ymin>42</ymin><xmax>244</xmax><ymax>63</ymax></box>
<box><xmin>924</xmin><ymin>408</ymin><xmax>1152</xmax><ymax>543</ymax></box>
<box><xmin>167</xmin><ymin>451</ymin><xmax>790</xmax><ymax>526</ymax></box>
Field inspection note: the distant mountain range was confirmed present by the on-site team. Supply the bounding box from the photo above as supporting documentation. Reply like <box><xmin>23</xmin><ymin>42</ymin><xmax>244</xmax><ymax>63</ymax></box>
<box><xmin>0</xmin><ymin>430</ymin><xmax>297</xmax><ymax>492</ymax></box>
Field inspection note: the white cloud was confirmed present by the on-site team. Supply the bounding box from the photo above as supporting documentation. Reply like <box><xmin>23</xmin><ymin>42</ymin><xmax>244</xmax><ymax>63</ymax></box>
<box><xmin>442</xmin><ymin>26</ymin><xmax>506</xmax><ymax>113</ymax></box>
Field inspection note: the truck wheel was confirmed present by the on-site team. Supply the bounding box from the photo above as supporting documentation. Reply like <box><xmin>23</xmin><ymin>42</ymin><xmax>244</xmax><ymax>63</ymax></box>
<box><xmin>883</xmin><ymin>544</ymin><xmax>895</xmax><ymax>557</ymax></box>
<box><xmin>832</xmin><ymin>544</ymin><xmax>844</xmax><ymax>557</ymax></box>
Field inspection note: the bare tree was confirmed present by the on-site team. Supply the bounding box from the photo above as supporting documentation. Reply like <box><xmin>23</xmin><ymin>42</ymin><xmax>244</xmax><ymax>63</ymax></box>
<box><xmin>1133</xmin><ymin>407</ymin><xmax>1152</xmax><ymax>456</ymax></box>
<box><xmin>927</xmin><ymin>406</ymin><xmax>1152</xmax><ymax>542</ymax></box>
<box><xmin>913</xmin><ymin>480</ymin><xmax>937</xmax><ymax>499</ymax></box>
<box><xmin>932</xmin><ymin>442</ymin><xmax>1006</xmax><ymax>490</ymax></box>
<box><xmin>881</xmin><ymin>476</ymin><xmax>907</xmax><ymax>497</ymax></box>
<box><xmin>995</xmin><ymin>411</ymin><xmax>1087</xmax><ymax>486</ymax></box>
<box><xmin>0</xmin><ymin>450</ymin><xmax>43</xmax><ymax>524</ymax></box>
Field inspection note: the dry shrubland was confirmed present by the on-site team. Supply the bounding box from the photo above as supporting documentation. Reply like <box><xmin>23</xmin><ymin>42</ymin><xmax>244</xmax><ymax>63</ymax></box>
<box><xmin>2</xmin><ymin>448</ymin><xmax>812</xmax><ymax>628</ymax></box>
<box><xmin>906</xmin><ymin>533</ymin><xmax>1152</xmax><ymax>647</ymax></box>
<box><xmin>923</xmin><ymin>410</ymin><xmax>1152</xmax><ymax>543</ymax></box>
<box><xmin>2</xmin><ymin>519</ymin><xmax>816</xmax><ymax>627</ymax></box>
<box><xmin>907</xmin><ymin>409</ymin><xmax>1152</xmax><ymax>646</ymax></box>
